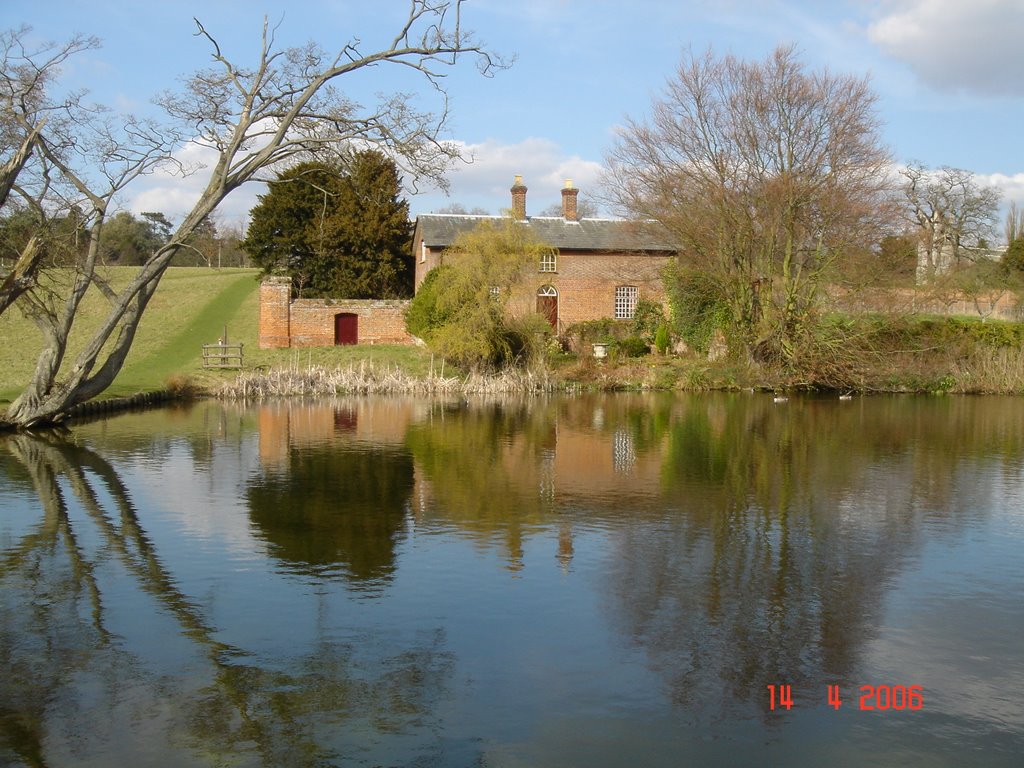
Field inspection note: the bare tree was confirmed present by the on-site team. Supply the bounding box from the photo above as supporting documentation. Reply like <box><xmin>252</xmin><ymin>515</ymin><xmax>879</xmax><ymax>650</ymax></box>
<box><xmin>0</xmin><ymin>28</ymin><xmax>101</xmax><ymax>315</ymax></box>
<box><xmin>432</xmin><ymin>202</ymin><xmax>490</xmax><ymax>215</ymax></box>
<box><xmin>901</xmin><ymin>162</ymin><xmax>1001</xmax><ymax>281</ymax></box>
<box><xmin>1</xmin><ymin>3</ymin><xmax>503</xmax><ymax>429</ymax></box>
<box><xmin>605</xmin><ymin>45</ymin><xmax>892</xmax><ymax>360</ymax></box>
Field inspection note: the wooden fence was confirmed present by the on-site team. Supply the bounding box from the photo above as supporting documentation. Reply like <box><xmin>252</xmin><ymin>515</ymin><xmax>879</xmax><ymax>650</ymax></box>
<box><xmin>202</xmin><ymin>342</ymin><xmax>244</xmax><ymax>369</ymax></box>
<box><xmin>203</xmin><ymin>328</ymin><xmax>244</xmax><ymax>369</ymax></box>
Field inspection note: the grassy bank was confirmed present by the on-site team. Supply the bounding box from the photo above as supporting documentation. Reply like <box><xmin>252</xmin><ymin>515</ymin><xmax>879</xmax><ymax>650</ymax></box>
<box><xmin>0</xmin><ymin>265</ymin><xmax>441</xmax><ymax>406</ymax></box>
<box><xmin>4</xmin><ymin>268</ymin><xmax>1024</xmax><ymax>406</ymax></box>
<box><xmin>549</xmin><ymin>313</ymin><xmax>1024</xmax><ymax>395</ymax></box>
<box><xmin>0</xmin><ymin>267</ymin><xmax>262</xmax><ymax>403</ymax></box>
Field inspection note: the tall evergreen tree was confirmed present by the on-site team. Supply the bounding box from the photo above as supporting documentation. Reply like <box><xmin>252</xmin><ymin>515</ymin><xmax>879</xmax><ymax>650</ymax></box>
<box><xmin>242</xmin><ymin>151</ymin><xmax>413</xmax><ymax>298</ymax></box>
<box><xmin>241</xmin><ymin>162</ymin><xmax>342</xmax><ymax>294</ymax></box>
<box><xmin>325</xmin><ymin>149</ymin><xmax>413</xmax><ymax>298</ymax></box>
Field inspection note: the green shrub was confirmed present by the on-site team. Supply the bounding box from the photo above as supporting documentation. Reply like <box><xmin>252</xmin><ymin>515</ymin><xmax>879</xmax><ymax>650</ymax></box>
<box><xmin>567</xmin><ymin>318</ymin><xmax>616</xmax><ymax>345</ymax></box>
<box><xmin>631</xmin><ymin>299</ymin><xmax>665</xmax><ymax>342</ymax></box>
<box><xmin>941</xmin><ymin>316</ymin><xmax>1024</xmax><ymax>347</ymax></box>
<box><xmin>663</xmin><ymin>263</ymin><xmax>730</xmax><ymax>355</ymax></box>
<box><xmin>403</xmin><ymin>218</ymin><xmax>555</xmax><ymax>371</ymax></box>
<box><xmin>404</xmin><ymin>265</ymin><xmax>455</xmax><ymax>340</ymax></box>
<box><xmin>616</xmin><ymin>336</ymin><xmax>650</xmax><ymax>358</ymax></box>
<box><xmin>565</xmin><ymin>318</ymin><xmax>646</xmax><ymax>356</ymax></box>
<box><xmin>1002</xmin><ymin>238</ymin><xmax>1024</xmax><ymax>272</ymax></box>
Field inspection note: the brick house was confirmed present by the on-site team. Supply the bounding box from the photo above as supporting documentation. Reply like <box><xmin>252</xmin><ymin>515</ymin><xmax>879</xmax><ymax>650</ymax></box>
<box><xmin>412</xmin><ymin>176</ymin><xmax>677</xmax><ymax>334</ymax></box>
<box><xmin>260</xmin><ymin>176</ymin><xmax>678</xmax><ymax>348</ymax></box>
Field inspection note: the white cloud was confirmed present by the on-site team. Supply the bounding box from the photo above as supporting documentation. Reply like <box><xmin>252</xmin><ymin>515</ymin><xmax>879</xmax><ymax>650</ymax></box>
<box><xmin>976</xmin><ymin>172</ymin><xmax>1024</xmax><ymax>206</ymax></box>
<box><xmin>868</xmin><ymin>0</ymin><xmax>1024</xmax><ymax>95</ymax></box>
<box><xmin>125</xmin><ymin>141</ymin><xmax>262</xmax><ymax>231</ymax></box>
<box><xmin>408</xmin><ymin>137</ymin><xmax>606</xmax><ymax>216</ymax></box>
<box><xmin>127</xmin><ymin>134</ymin><xmax>608</xmax><ymax>227</ymax></box>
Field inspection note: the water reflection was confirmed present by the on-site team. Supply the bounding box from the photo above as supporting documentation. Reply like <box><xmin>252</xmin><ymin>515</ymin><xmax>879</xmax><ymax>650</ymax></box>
<box><xmin>1</xmin><ymin>394</ymin><xmax>1022</xmax><ymax>765</ymax></box>
<box><xmin>0</xmin><ymin>429</ymin><xmax>453</xmax><ymax>767</ymax></box>
<box><xmin>248</xmin><ymin>442</ymin><xmax>413</xmax><ymax>585</ymax></box>
<box><xmin>405</xmin><ymin>396</ymin><xmax>672</xmax><ymax>571</ymax></box>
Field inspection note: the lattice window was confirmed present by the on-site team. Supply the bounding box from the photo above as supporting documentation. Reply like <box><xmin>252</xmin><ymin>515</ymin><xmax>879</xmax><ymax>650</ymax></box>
<box><xmin>540</xmin><ymin>251</ymin><xmax>557</xmax><ymax>272</ymax></box>
<box><xmin>614</xmin><ymin>285</ymin><xmax>639</xmax><ymax>319</ymax></box>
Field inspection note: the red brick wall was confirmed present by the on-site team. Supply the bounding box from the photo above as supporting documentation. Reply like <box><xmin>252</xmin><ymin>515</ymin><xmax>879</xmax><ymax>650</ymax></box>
<box><xmin>414</xmin><ymin>241</ymin><xmax>670</xmax><ymax>331</ymax></box>
<box><xmin>508</xmin><ymin>251</ymin><xmax>671</xmax><ymax>331</ymax></box>
<box><xmin>258</xmin><ymin>277</ymin><xmax>292</xmax><ymax>349</ymax></box>
<box><xmin>831</xmin><ymin>286</ymin><xmax>1023</xmax><ymax>321</ymax></box>
<box><xmin>413</xmin><ymin>231</ymin><xmax>444</xmax><ymax>290</ymax></box>
<box><xmin>259</xmin><ymin>277</ymin><xmax>414</xmax><ymax>347</ymax></box>
<box><xmin>288</xmin><ymin>298</ymin><xmax>413</xmax><ymax>346</ymax></box>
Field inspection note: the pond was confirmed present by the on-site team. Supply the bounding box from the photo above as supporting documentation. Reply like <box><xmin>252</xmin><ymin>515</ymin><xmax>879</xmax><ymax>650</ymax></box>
<box><xmin>1</xmin><ymin>393</ymin><xmax>1023</xmax><ymax>766</ymax></box>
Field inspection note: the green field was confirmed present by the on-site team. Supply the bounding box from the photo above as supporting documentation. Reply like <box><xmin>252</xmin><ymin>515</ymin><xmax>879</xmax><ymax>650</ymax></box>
<box><xmin>0</xmin><ymin>267</ymin><xmax>433</xmax><ymax>403</ymax></box>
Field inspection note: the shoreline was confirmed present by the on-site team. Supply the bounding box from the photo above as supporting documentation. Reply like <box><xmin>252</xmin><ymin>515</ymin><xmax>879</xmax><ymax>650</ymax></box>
<box><xmin>5</xmin><ymin>341</ymin><xmax>1024</xmax><ymax>430</ymax></box>
<box><xmin>207</xmin><ymin>357</ymin><xmax>1024</xmax><ymax>399</ymax></box>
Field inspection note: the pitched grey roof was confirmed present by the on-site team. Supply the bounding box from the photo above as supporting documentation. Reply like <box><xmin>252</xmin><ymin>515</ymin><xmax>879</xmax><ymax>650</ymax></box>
<box><xmin>415</xmin><ymin>214</ymin><xmax>676</xmax><ymax>253</ymax></box>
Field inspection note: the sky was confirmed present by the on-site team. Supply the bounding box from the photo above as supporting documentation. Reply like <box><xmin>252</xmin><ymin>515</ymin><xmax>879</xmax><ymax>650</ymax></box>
<box><xmin>4</xmin><ymin>0</ymin><xmax>1024</xmax><ymax>234</ymax></box>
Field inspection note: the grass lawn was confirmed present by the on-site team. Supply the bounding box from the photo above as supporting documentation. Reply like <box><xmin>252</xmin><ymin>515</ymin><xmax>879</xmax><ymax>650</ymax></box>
<box><xmin>0</xmin><ymin>266</ymin><xmax>437</xmax><ymax>404</ymax></box>
<box><xmin>0</xmin><ymin>267</ymin><xmax>262</xmax><ymax>402</ymax></box>
<box><xmin>110</xmin><ymin>269</ymin><xmax>258</xmax><ymax>395</ymax></box>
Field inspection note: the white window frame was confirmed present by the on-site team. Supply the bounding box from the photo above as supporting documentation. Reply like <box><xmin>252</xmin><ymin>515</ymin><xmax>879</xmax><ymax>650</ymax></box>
<box><xmin>539</xmin><ymin>251</ymin><xmax>557</xmax><ymax>273</ymax></box>
<box><xmin>614</xmin><ymin>285</ymin><xmax>639</xmax><ymax>319</ymax></box>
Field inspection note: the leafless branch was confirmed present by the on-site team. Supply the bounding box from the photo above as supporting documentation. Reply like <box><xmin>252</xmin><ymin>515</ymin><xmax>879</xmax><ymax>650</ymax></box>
<box><xmin>2</xmin><ymin>4</ymin><xmax>506</xmax><ymax>427</ymax></box>
<box><xmin>605</xmin><ymin>44</ymin><xmax>892</xmax><ymax>359</ymax></box>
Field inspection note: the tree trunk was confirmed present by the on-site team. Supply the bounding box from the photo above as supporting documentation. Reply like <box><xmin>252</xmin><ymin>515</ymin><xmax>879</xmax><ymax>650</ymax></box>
<box><xmin>1</xmin><ymin>3</ymin><xmax>499</xmax><ymax>430</ymax></box>
<box><xmin>0</xmin><ymin>236</ymin><xmax>42</xmax><ymax>316</ymax></box>
<box><xmin>2</xmin><ymin>239</ymin><xmax>178</xmax><ymax>429</ymax></box>
<box><xmin>0</xmin><ymin>121</ymin><xmax>44</xmax><ymax>209</ymax></box>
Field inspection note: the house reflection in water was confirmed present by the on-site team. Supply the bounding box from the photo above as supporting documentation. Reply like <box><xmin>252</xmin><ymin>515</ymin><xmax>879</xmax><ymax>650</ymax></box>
<box><xmin>249</xmin><ymin>396</ymin><xmax>668</xmax><ymax>575</ymax></box>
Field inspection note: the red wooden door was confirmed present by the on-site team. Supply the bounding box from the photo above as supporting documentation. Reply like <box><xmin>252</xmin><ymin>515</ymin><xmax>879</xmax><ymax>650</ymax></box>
<box><xmin>536</xmin><ymin>287</ymin><xmax>558</xmax><ymax>329</ymax></box>
<box><xmin>334</xmin><ymin>313</ymin><xmax>358</xmax><ymax>345</ymax></box>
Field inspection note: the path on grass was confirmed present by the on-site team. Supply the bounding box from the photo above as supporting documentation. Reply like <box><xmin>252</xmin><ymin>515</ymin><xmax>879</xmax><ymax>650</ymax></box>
<box><xmin>113</xmin><ymin>273</ymin><xmax>257</xmax><ymax>392</ymax></box>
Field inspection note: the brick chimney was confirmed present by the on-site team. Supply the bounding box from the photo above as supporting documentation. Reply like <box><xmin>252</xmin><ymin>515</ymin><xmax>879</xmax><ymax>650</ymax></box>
<box><xmin>561</xmin><ymin>179</ymin><xmax>579</xmax><ymax>222</ymax></box>
<box><xmin>511</xmin><ymin>175</ymin><xmax>527</xmax><ymax>220</ymax></box>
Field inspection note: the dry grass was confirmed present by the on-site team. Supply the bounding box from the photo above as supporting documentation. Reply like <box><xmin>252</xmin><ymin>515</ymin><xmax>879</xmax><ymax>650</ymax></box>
<box><xmin>953</xmin><ymin>347</ymin><xmax>1024</xmax><ymax>394</ymax></box>
<box><xmin>215</xmin><ymin>362</ymin><xmax>558</xmax><ymax>398</ymax></box>
<box><xmin>164</xmin><ymin>374</ymin><xmax>203</xmax><ymax>400</ymax></box>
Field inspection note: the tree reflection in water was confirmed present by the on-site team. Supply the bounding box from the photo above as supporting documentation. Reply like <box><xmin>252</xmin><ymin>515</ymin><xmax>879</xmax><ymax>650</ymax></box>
<box><xmin>2</xmin><ymin>395</ymin><xmax>1021</xmax><ymax>765</ymax></box>
<box><xmin>406</xmin><ymin>398</ymin><xmax>560</xmax><ymax>571</ymax></box>
<box><xmin>247</xmin><ymin>444</ymin><xmax>414</xmax><ymax>587</ymax></box>
<box><xmin>605</xmin><ymin>394</ymin><xmax>1020</xmax><ymax>725</ymax></box>
<box><xmin>403</xmin><ymin>392</ymin><xmax>1023</xmax><ymax>736</ymax></box>
<box><xmin>0</xmin><ymin>432</ymin><xmax>452</xmax><ymax>767</ymax></box>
